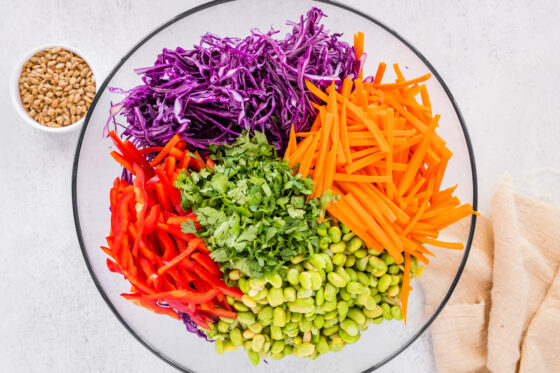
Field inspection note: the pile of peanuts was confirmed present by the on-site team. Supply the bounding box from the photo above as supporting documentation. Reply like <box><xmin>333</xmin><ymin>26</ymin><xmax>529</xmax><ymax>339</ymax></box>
<box><xmin>18</xmin><ymin>47</ymin><xmax>96</xmax><ymax>128</ymax></box>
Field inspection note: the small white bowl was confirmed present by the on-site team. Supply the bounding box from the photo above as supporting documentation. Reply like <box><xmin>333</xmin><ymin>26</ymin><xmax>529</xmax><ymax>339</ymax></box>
<box><xmin>11</xmin><ymin>43</ymin><xmax>98</xmax><ymax>133</ymax></box>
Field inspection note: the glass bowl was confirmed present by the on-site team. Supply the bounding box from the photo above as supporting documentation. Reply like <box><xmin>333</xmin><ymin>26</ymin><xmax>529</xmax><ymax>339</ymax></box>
<box><xmin>72</xmin><ymin>0</ymin><xmax>477</xmax><ymax>371</ymax></box>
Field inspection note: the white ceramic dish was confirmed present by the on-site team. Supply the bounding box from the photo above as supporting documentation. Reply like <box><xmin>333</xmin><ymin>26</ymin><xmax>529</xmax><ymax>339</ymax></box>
<box><xmin>11</xmin><ymin>43</ymin><xmax>98</xmax><ymax>134</ymax></box>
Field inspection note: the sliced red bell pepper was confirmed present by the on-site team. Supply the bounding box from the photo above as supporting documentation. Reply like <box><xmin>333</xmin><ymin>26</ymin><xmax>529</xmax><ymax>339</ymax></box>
<box><xmin>138</xmin><ymin>258</ymin><xmax>161</xmax><ymax>290</ymax></box>
<box><xmin>106</xmin><ymin>258</ymin><xmax>122</xmax><ymax>275</ymax></box>
<box><xmin>123</xmin><ymin>140</ymin><xmax>155</xmax><ymax>179</ymax></box>
<box><xmin>206</xmin><ymin>158</ymin><xmax>215</xmax><ymax>170</ymax></box>
<box><xmin>120</xmin><ymin>294</ymin><xmax>180</xmax><ymax>320</ymax></box>
<box><xmin>110</xmin><ymin>151</ymin><xmax>134</xmax><ymax>174</ymax></box>
<box><xmin>187</xmin><ymin>261</ymin><xmax>243</xmax><ymax>300</ymax></box>
<box><xmin>189</xmin><ymin>151</ymin><xmax>206</xmax><ymax>171</ymax></box>
<box><xmin>198</xmin><ymin>305</ymin><xmax>237</xmax><ymax>319</ymax></box>
<box><xmin>132</xmin><ymin>164</ymin><xmax>149</xmax><ymax>257</ymax></box>
<box><xmin>154</xmin><ymin>167</ymin><xmax>182</xmax><ymax>212</ymax></box>
<box><xmin>157</xmin><ymin>230</ymin><xmax>179</xmax><ymax>261</ymax></box>
<box><xmin>153</xmin><ymin>183</ymin><xmax>172</xmax><ymax>211</ymax></box>
<box><xmin>137</xmin><ymin>288</ymin><xmax>218</xmax><ymax>304</ymax></box>
<box><xmin>192</xmin><ymin>252</ymin><xmax>221</xmax><ymax>278</ymax></box>
<box><xmin>143</xmin><ymin>205</ymin><xmax>161</xmax><ymax>234</ymax></box>
<box><xmin>157</xmin><ymin>244</ymin><xmax>196</xmax><ymax>276</ymax></box>
<box><xmin>156</xmin><ymin>222</ymin><xmax>196</xmax><ymax>242</ymax></box>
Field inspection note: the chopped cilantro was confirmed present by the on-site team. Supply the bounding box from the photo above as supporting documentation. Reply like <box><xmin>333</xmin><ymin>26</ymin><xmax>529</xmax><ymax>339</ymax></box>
<box><xmin>175</xmin><ymin>132</ymin><xmax>330</xmax><ymax>277</ymax></box>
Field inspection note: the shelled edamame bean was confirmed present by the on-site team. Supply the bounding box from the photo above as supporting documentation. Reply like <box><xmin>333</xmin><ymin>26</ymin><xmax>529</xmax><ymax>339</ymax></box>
<box><xmin>202</xmin><ymin>219</ymin><xmax>423</xmax><ymax>365</ymax></box>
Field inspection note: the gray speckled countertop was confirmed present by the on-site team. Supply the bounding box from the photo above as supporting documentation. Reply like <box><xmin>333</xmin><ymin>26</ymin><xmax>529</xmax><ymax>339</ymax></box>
<box><xmin>1</xmin><ymin>1</ymin><xmax>559</xmax><ymax>372</ymax></box>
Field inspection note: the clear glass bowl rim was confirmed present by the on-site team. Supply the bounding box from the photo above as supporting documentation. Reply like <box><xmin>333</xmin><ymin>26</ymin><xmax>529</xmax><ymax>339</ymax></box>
<box><xmin>71</xmin><ymin>0</ymin><xmax>478</xmax><ymax>371</ymax></box>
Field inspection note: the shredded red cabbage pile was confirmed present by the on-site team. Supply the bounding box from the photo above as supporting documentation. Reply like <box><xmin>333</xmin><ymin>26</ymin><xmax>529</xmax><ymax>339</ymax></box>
<box><xmin>105</xmin><ymin>7</ymin><xmax>360</xmax><ymax>154</ymax></box>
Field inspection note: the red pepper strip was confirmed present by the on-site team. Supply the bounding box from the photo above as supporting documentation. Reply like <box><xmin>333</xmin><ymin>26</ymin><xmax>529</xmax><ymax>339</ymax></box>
<box><xmin>110</xmin><ymin>151</ymin><xmax>134</xmax><ymax>174</ymax></box>
<box><xmin>132</xmin><ymin>164</ymin><xmax>148</xmax><ymax>257</ymax></box>
<box><xmin>106</xmin><ymin>258</ymin><xmax>122</xmax><ymax>274</ymax></box>
<box><xmin>157</xmin><ymin>245</ymin><xmax>196</xmax><ymax>276</ymax></box>
<box><xmin>192</xmin><ymin>252</ymin><xmax>221</xmax><ymax>277</ymax></box>
<box><xmin>108</xmin><ymin>131</ymin><xmax>136</xmax><ymax>172</ymax></box>
<box><xmin>164</xmin><ymin>300</ymin><xmax>211</xmax><ymax>329</ymax></box>
<box><xmin>143</xmin><ymin>205</ymin><xmax>161</xmax><ymax>234</ymax></box>
<box><xmin>138</xmin><ymin>258</ymin><xmax>161</xmax><ymax>290</ymax></box>
<box><xmin>216</xmin><ymin>292</ymin><xmax>232</xmax><ymax>312</ymax></box>
<box><xmin>187</xmin><ymin>262</ymin><xmax>243</xmax><ymax>300</ymax></box>
<box><xmin>189</xmin><ymin>151</ymin><xmax>206</xmax><ymax>171</ymax></box>
<box><xmin>156</xmin><ymin>222</ymin><xmax>196</xmax><ymax>242</ymax></box>
<box><xmin>178</xmin><ymin>155</ymin><xmax>191</xmax><ymax>171</ymax></box>
<box><xmin>176</xmin><ymin>141</ymin><xmax>187</xmax><ymax>151</ymax></box>
<box><xmin>175</xmin><ymin>266</ymin><xmax>196</xmax><ymax>283</ymax></box>
<box><xmin>122</xmin><ymin>140</ymin><xmax>156</xmax><ymax>179</ymax></box>
<box><xmin>150</xmin><ymin>134</ymin><xmax>181</xmax><ymax>167</ymax></box>
<box><xmin>113</xmin><ymin>191</ymin><xmax>134</xmax><ymax>266</ymax></box>
<box><xmin>166</xmin><ymin>156</ymin><xmax>177</xmax><ymax>177</ymax></box>
<box><xmin>100</xmin><ymin>245</ymin><xmax>113</xmax><ymax>258</ymax></box>
<box><xmin>154</xmin><ymin>167</ymin><xmax>182</xmax><ymax>212</ymax></box>
<box><xmin>198</xmin><ymin>306</ymin><xmax>237</xmax><ymax>319</ymax></box>
<box><xmin>138</xmin><ymin>288</ymin><xmax>219</xmax><ymax>303</ymax></box>
<box><xmin>154</xmin><ymin>183</ymin><xmax>172</xmax><ymax>211</ymax></box>
<box><xmin>120</xmin><ymin>236</ymin><xmax>136</xmax><ymax>277</ymax></box>
<box><xmin>166</xmin><ymin>216</ymin><xmax>200</xmax><ymax>229</ymax></box>
<box><xmin>195</xmin><ymin>241</ymin><xmax>211</xmax><ymax>255</ymax></box>
<box><xmin>157</xmin><ymin>230</ymin><xmax>179</xmax><ymax>261</ymax></box>
<box><xmin>138</xmin><ymin>240</ymin><xmax>157</xmax><ymax>262</ymax></box>
<box><xmin>120</xmin><ymin>294</ymin><xmax>180</xmax><ymax>320</ymax></box>
<box><xmin>206</xmin><ymin>158</ymin><xmax>215</xmax><ymax>170</ymax></box>
<box><xmin>139</xmin><ymin>146</ymin><xmax>163</xmax><ymax>155</ymax></box>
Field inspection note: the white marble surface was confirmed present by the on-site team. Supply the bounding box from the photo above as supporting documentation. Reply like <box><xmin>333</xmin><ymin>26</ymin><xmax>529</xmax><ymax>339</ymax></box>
<box><xmin>1</xmin><ymin>1</ymin><xmax>559</xmax><ymax>372</ymax></box>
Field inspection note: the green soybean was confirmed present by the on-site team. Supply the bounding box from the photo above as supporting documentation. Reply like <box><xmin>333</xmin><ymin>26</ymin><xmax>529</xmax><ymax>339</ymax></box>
<box><xmin>332</xmin><ymin>253</ymin><xmax>346</xmax><ymax>266</ymax></box>
<box><xmin>299</xmin><ymin>272</ymin><xmax>313</xmax><ymax>290</ymax></box>
<box><xmin>237</xmin><ymin>312</ymin><xmax>255</xmax><ymax>325</ymax></box>
<box><xmin>248</xmin><ymin>322</ymin><xmax>263</xmax><ymax>334</ymax></box>
<box><xmin>248</xmin><ymin>349</ymin><xmax>260</xmax><ymax>365</ymax></box>
<box><xmin>310</xmin><ymin>271</ymin><xmax>323</xmax><ymax>290</ymax></box>
<box><xmin>381</xmin><ymin>303</ymin><xmax>393</xmax><ymax>321</ymax></box>
<box><xmin>328</xmin><ymin>226</ymin><xmax>342</xmax><ymax>243</ymax></box>
<box><xmin>322</xmin><ymin>324</ymin><xmax>339</xmax><ymax>336</ymax></box>
<box><xmin>342</xmin><ymin>232</ymin><xmax>355</xmax><ymax>241</ymax></box>
<box><xmin>230</xmin><ymin>328</ymin><xmax>243</xmax><ymax>346</ymax></box>
<box><xmin>315</xmin><ymin>287</ymin><xmax>325</xmax><ymax>307</ymax></box>
<box><xmin>270</xmin><ymin>324</ymin><xmax>283</xmax><ymax>340</ymax></box>
<box><xmin>347</xmin><ymin>308</ymin><xmax>366</xmax><ymax>326</ymax></box>
<box><xmin>340</xmin><ymin>318</ymin><xmax>359</xmax><ymax>337</ymax></box>
<box><xmin>273</xmin><ymin>307</ymin><xmax>287</xmax><ymax>327</ymax></box>
<box><xmin>238</xmin><ymin>278</ymin><xmax>250</xmax><ymax>294</ymax></box>
<box><xmin>249</xmin><ymin>277</ymin><xmax>267</xmax><ymax>290</ymax></box>
<box><xmin>324</xmin><ymin>283</ymin><xmax>338</xmax><ymax>301</ymax></box>
<box><xmin>387</xmin><ymin>285</ymin><xmax>400</xmax><ymax>297</ymax></box>
<box><xmin>294</xmin><ymin>343</ymin><xmax>315</xmax><ymax>357</ymax></box>
<box><xmin>215</xmin><ymin>339</ymin><xmax>225</xmax><ymax>355</ymax></box>
<box><xmin>327</xmin><ymin>272</ymin><xmax>347</xmax><ymax>288</ymax></box>
<box><xmin>316</xmin><ymin>336</ymin><xmax>329</xmax><ymax>354</ymax></box>
<box><xmin>316</xmin><ymin>225</ymin><xmax>328</xmax><ymax>236</ymax></box>
<box><xmin>347</xmin><ymin>281</ymin><xmax>365</xmax><ymax>294</ymax></box>
<box><xmin>339</xmin><ymin>287</ymin><xmax>351</xmax><ymax>301</ymax></box>
<box><xmin>287</xmin><ymin>268</ymin><xmax>299</xmax><ymax>286</ymax></box>
<box><xmin>271</xmin><ymin>340</ymin><xmax>285</xmax><ymax>354</ymax></box>
<box><xmin>363</xmin><ymin>305</ymin><xmax>383</xmax><ymax>319</ymax></box>
<box><xmin>313</xmin><ymin>315</ymin><xmax>325</xmax><ymax>329</ymax></box>
<box><xmin>284</xmin><ymin>287</ymin><xmax>296</xmax><ymax>302</ymax></box>
<box><xmin>329</xmin><ymin>336</ymin><xmax>345</xmax><ymax>352</ymax></box>
<box><xmin>319</xmin><ymin>237</ymin><xmax>330</xmax><ymax>250</ymax></box>
<box><xmin>337</xmin><ymin>301</ymin><xmax>349</xmax><ymax>321</ymax></box>
<box><xmin>330</xmin><ymin>241</ymin><xmax>346</xmax><ymax>254</ymax></box>
<box><xmin>339</xmin><ymin>329</ymin><xmax>361</xmax><ymax>344</ymax></box>
<box><xmin>258</xmin><ymin>306</ymin><xmax>274</xmax><ymax>322</ymax></box>
<box><xmin>268</xmin><ymin>287</ymin><xmax>285</xmax><ymax>307</ymax></box>
<box><xmin>382</xmin><ymin>253</ymin><xmax>395</xmax><ymax>265</ymax></box>
<box><xmin>378</xmin><ymin>274</ymin><xmax>392</xmax><ymax>293</ymax></box>
<box><xmin>388</xmin><ymin>264</ymin><xmax>400</xmax><ymax>275</ymax></box>
<box><xmin>344</xmin><ymin>254</ymin><xmax>356</xmax><ymax>268</ymax></box>
<box><xmin>391</xmin><ymin>305</ymin><xmax>404</xmax><ymax>321</ymax></box>
<box><xmin>355</xmin><ymin>256</ymin><xmax>369</xmax><ymax>271</ymax></box>
<box><xmin>347</xmin><ymin>237</ymin><xmax>363</xmax><ymax>253</ymax></box>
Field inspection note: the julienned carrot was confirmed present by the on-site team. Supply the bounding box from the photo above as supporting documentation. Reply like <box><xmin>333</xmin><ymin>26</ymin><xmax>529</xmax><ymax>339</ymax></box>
<box><xmin>373</xmin><ymin>62</ymin><xmax>387</xmax><ymax>84</ymax></box>
<box><xmin>284</xmin><ymin>39</ymin><xmax>477</xmax><ymax>322</ymax></box>
<box><xmin>299</xmin><ymin>130</ymin><xmax>322</xmax><ymax>178</ymax></box>
<box><xmin>401</xmin><ymin>252</ymin><xmax>411</xmax><ymax>324</ymax></box>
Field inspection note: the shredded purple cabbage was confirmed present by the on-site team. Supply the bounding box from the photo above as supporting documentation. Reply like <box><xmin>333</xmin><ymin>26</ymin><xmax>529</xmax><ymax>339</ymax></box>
<box><xmin>105</xmin><ymin>7</ymin><xmax>359</xmax><ymax>154</ymax></box>
<box><xmin>178</xmin><ymin>312</ymin><xmax>213</xmax><ymax>341</ymax></box>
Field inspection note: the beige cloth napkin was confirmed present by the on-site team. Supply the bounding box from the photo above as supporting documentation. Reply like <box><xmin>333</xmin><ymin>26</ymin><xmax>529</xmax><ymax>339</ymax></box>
<box><xmin>422</xmin><ymin>177</ymin><xmax>560</xmax><ymax>373</ymax></box>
